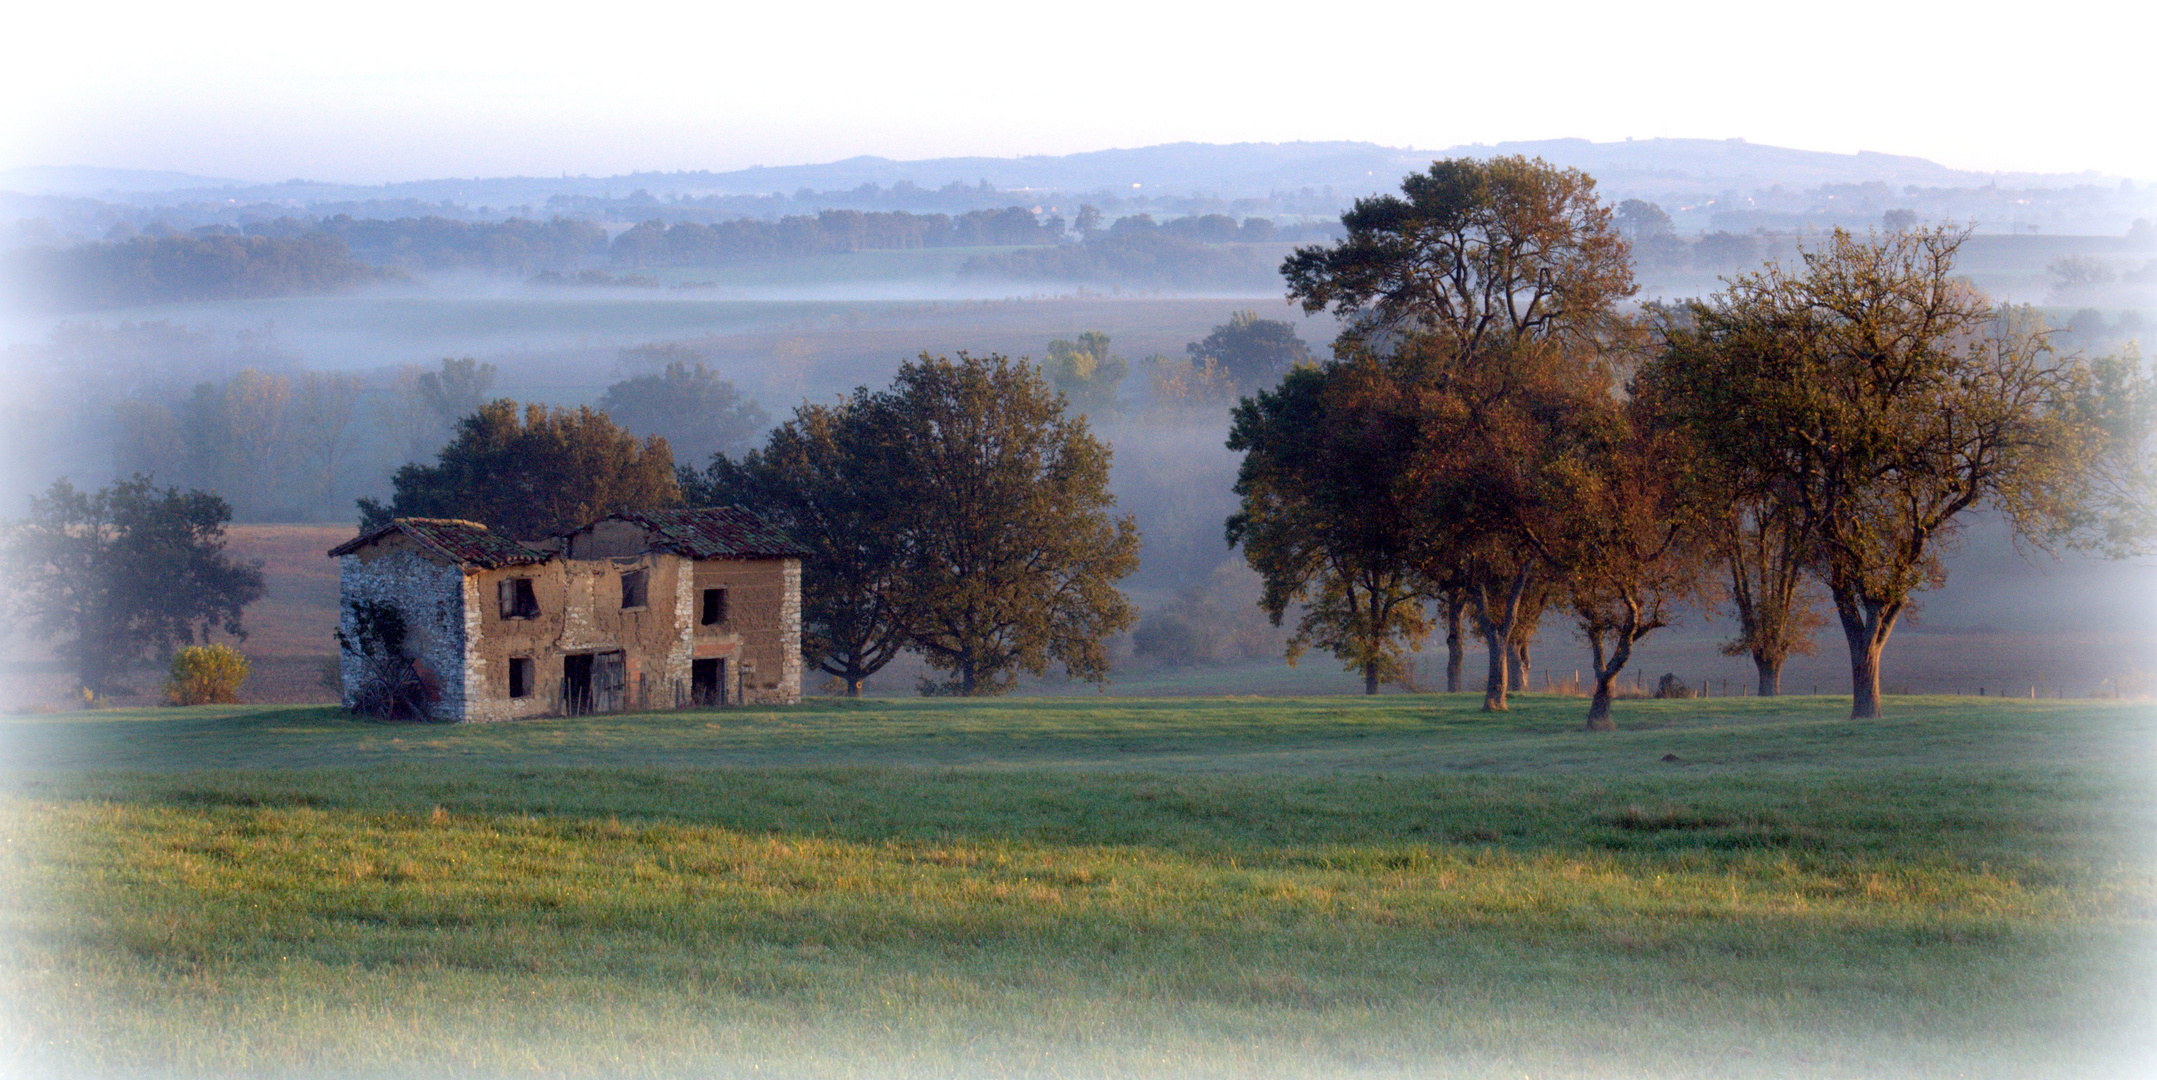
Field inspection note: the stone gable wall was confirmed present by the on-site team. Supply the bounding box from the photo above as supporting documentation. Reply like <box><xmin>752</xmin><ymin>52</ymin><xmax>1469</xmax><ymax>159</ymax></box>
<box><xmin>337</xmin><ymin>549</ymin><xmax>469</xmax><ymax>720</ymax></box>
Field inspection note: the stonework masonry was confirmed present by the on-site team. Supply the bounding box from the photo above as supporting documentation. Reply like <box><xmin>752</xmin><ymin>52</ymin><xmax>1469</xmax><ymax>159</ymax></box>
<box><xmin>331</xmin><ymin>513</ymin><xmax>804</xmax><ymax>722</ymax></box>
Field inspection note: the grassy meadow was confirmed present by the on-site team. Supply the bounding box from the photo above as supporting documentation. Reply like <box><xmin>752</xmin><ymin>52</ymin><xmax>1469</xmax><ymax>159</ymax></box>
<box><xmin>2</xmin><ymin>693</ymin><xmax>2153</xmax><ymax>1078</ymax></box>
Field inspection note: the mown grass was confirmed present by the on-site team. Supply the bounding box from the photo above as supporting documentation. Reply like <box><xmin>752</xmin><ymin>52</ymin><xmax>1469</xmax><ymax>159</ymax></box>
<box><xmin>2</xmin><ymin>695</ymin><xmax>2153</xmax><ymax>1078</ymax></box>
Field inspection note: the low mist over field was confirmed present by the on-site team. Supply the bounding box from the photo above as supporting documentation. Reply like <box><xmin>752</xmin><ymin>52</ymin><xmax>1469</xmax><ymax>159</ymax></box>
<box><xmin>3</xmin><ymin>139</ymin><xmax>2154</xmax><ymax>712</ymax></box>
<box><xmin>7</xmin><ymin>0</ymin><xmax>2157</xmax><ymax>1064</ymax></box>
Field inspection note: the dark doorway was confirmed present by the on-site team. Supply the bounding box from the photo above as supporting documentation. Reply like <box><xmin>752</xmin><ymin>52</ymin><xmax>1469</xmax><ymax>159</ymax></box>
<box><xmin>564</xmin><ymin>650</ymin><xmax>629</xmax><ymax>715</ymax></box>
<box><xmin>563</xmin><ymin>653</ymin><xmax>594</xmax><ymax>715</ymax></box>
<box><xmin>691</xmin><ymin>657</ymin><xmax>726</xmax><ymax>707</ymax></box>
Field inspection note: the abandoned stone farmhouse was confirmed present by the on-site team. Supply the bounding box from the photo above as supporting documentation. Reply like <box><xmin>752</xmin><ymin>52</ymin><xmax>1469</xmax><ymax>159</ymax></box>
<box><xmin>329</xmin><ymin>508</ymin><xmax>805</xmax><ymax>721</ymax></box>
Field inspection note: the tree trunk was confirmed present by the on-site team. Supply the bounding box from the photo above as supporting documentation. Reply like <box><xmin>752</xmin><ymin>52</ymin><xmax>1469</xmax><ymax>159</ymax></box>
<box><xmin>1474</xmin><ymin>573</ymin><xmax>1528</xmax><ymax>712</ymax></box>
<box><xmin>1585</xmin><ymin>676</ymin><xmax>1617</xmax><ymax>731</ymax></box>
<box><xmin>1508</xmin><ymin>639</ymin><xmax>1532</xmax><ymax>693</ymax></box>
<box><xmin>1580</xmin><ymin>612</ymin><xmax>1636</xmax><ymax>733</ymax></box>
<box><xmin>1753</xmin><ymin>655</ymin><xmax>1782</xmax><ymax>697</ymax></box>
<box><xmin>1444</xmin><ymin>591</ymin><xmax>1464</xmax><ymax>693</ymax></box>
<box><xmin>1831</xmin><ymin>586</ymin><xmax>1899</xmax><ymax>719</ymax></box>
<box><xmin>845</xmin><ymin>675</ymin><xmax>864</xmax><ymax>698</ymax></box>
<box><xmin>1846</xmin><ymin>629</ymin><xmax>1884</xmax><ymax>718</ymax></box>
<box><xmin>1364</xmin><ymin>661</ymin><xmax>1380</xmax><ymax>695</ymax></box>
<box><xmin>1480</xmin><ymin>619</ymin><xmax>1510</xmax><ymax>712</ymax></box>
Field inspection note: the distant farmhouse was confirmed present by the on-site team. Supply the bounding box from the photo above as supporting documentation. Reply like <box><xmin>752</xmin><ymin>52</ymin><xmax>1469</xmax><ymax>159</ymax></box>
<box><xmin>328</xmin><ymin>508</ymin><xmax>804</xmax><ymax>721</ymax></box>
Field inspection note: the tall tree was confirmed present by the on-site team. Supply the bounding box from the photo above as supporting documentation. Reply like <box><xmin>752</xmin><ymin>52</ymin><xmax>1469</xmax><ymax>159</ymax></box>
<box><xmin>1646</xmin><ymin>227</ymin><xmax>2152</xmax><ymax>718</ymax></box>
<box><xmin>3</xmin><ymin>477</ymin><xmax>264</xmax><ymax>692</ymax></box>
<box><xmin>686</xmin><ymin>400</ymin><xmax>907</xmax><ymax>698</ymax></box>
<box><xmin>1266</xmin><ymin>156</ymin><xmax>1639</xmax><ymax>709</ymax></box>
<box><xmin>361</xmin><ymin>400</ymin><xmax>679</xmax><ymax>539</ymax></box>
<box><xmin>1549</xmin><ymin>399</ymin><xmax>1711</xmax><ymax>729</ymax></box>
<box><xmin>1226</xmin><ymin>360</ymin><xmax>1432</xmax><ymax>694</ymax></box>
<box><xmin>1640</xmin><ymin>309</ymin><xmax>1823</xmax><ymax>696</ymax></box>
<box><xmin>872</xmin><ymin>353</ymin><xmax>1141</xmax><ymax>695</ymax></box>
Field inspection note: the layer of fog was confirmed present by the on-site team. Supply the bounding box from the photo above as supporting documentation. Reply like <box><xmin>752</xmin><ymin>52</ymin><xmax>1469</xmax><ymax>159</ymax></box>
<box><xmin>2</xmin><ymin>282</ymin><xmax>2148</xmax><ymax>701</ymax></box>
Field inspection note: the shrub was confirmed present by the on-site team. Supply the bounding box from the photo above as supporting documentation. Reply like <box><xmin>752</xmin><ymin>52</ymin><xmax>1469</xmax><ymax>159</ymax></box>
<box><xmin>165</xmin><ymin>644</ymin><xmax>249</xmax><ymax>705</ymax></box>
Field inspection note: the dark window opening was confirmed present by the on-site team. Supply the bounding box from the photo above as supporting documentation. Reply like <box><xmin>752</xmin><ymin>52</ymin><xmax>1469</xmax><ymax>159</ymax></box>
<box><xmin>508</xmin><ymin>656</ymin><xmax>534</xmax><ymax>698</ymax></box>
<box><xmin>700</xmin><ymin>587</ymin><xmax>729</xmax><ymax>626</ymax></box>
<box><xmin>498</xmin><ymin>577</ymin><xmax>539</xmax><ymax>619</ymax></box>
<box><xmin>620</xmin><ymin>568</ymin><xmax>648</xmax><ymax>609</ymax></box>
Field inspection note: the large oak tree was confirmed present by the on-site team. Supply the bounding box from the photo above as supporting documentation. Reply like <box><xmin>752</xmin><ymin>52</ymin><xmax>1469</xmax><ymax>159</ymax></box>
<box><xmin>870</xmin><ymin>353</ymin><xmax>1142</xmax><ymax>695</ymax></box>
<box><xmin>4</xmin><ymin>477</ymin><xmax>264</xmax><ymax>693</ymax></box>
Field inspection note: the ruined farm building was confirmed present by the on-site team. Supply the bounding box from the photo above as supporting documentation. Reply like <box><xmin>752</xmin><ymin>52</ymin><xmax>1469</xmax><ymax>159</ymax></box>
<box><xmin>329</xmin><ymin>508</ymin><xmax>804</xmax><ymax>721</ymax></box>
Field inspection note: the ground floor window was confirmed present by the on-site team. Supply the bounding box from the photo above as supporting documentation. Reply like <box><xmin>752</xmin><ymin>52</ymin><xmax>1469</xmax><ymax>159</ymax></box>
<box><xmin>508</xmin><ymin>656</ymin><xmax>534</xmax><ymax>698</ymax></box>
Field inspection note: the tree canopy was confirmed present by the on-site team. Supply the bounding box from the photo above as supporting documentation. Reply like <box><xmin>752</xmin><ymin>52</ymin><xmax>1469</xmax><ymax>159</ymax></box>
<box><xmin>1225</xmin><ymin>360</ymin><xmax>1431</xmax><ymax>694</ymax></box>
<box><xmin>1641</xmin><ymin>226</ymin><xmax>2153</xmax><ymax>718</ymax></box>
<box><xmin>687</xmin><ymin>352</ymin><xmax>1141</xmax><ymax>697</ymax></box>
<box><xmin>3</xmin><ymin>477</ymin><xmax>264</xmax><ymax>692</ymax></box>
<box><xmin>1187</xmin><ymin>310</ymin><xmax>1314</xmax><ymax>394</ymax></box>
<box><xmin>1040</xmin><ymin>332</ymin><xmax>1128</xmax><ymax>422</ymax></box>
<box><xmin>599</xmin><ymin>360</ymin><xmax>768</xmax><ymax>468</ymax></box>
<box><xmin>873</xmin><ymin>353</ymin><xmax>1141</xmax><ymax>695</ymax></box>
<box><xmin>1237</xmin><ymin>157</ymin><xmax>1661</xmax><ymax>716</ymax></box>
<box><xmin>360</xmin><ymin>400</ymin><xmax>679</xmax><ymax>539</ymax></box>
<box><xmin>1281</xmin><ymin>155</ymin><xmax>1635</xmax><ymax>355</ymax></box>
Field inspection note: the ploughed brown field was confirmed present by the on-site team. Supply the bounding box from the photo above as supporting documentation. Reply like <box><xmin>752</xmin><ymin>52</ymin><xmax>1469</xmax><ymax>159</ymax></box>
<box><xmin>4</xmin><ymin>521</ymin><xmax>2150</xmax><ymax>711</ymax></box>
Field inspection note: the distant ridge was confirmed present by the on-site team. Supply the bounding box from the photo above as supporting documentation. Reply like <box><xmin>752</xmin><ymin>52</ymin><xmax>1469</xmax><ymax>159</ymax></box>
<box><xmin>0</xmin><ymin>165</ymin><xmax>252</xmax><ymax>196</ymax></box>
<box><xmin>4</xmin><ymin>139</ymin><xmax>2114</xmax><ymax>207</ymax></box>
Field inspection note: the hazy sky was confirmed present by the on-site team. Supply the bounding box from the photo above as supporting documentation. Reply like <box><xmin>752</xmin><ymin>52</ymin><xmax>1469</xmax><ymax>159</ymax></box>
<box><xmin>8</xmin><ymin>0</ymin><xmax>2148</xmax><ymax>184</ymax></box>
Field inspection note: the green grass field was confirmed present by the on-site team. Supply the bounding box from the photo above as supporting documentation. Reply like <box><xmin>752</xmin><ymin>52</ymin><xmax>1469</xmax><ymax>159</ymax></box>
<box><xmin>3</xmin><ymin>694</ymin><xmax>2153</xmax><ymax>1078</ymax></box>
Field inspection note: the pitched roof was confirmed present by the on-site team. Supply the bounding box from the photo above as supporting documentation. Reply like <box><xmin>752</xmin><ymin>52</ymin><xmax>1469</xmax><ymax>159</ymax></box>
<box><xmin>602</xmin><ymin>506</ymin><xmax>808</xmax><ymax>559</ymax></box>
<box><xmin>327</xmin><ymin>518</ymin><xmax>553</xmax><ymax>569</ymax></box>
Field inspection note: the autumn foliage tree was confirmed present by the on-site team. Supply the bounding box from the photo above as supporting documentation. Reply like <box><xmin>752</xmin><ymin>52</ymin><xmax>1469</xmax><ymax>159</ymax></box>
<box><xmin>1642</xmin><ymin>227</ymin><xmax>2152</xmax><ymax>718</ymax></box>
<box><xmin>1238</xmin><ymin>156</ymin><xmax>1646</xmax><ymax>712</ymax></box>
<box><xmin>360</xmin><ymin>400</ymin><xmax>679</xmax><ymax>539</ymax></box>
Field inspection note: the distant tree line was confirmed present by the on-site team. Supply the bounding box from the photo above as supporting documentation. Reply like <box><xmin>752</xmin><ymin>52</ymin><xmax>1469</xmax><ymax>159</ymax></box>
<box><xmin>606</xmin><ymin>207</ymin><xmax>1064</xmax><ymax>265</ymax></box>
<box><xmin>963</xmin><ymin>227</ymin><xmax>1286</xmax><ymax>290</ymax></box>
<box><xmin>247</xmin><ymin>215</ymin><xmax>608</xmax><ymax>273</ymax></box>
<box><xmin>5</xmin><ymin>206</ymin><xmax>1339</xmax><ymax>305</ymax></box>
<box><xmin>8</xmin><ymin>233</ymin><xmax>395</xmax><ymax>310</ymax></box>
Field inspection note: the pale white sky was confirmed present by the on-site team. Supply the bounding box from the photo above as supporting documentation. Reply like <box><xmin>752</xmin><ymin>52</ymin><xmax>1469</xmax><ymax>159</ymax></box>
<box><xmin>6</xmin><ymin>0</ymin><xmax>2147</xmax><ymax>184</ymax></box>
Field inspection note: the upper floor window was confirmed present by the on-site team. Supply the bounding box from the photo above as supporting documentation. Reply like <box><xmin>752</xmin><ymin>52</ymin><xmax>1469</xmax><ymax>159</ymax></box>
<box><xmin>701</xmin><ymin>587</ymin><xmax>729</xmax><ymax>626</ymax></box>
<box><xmin>620</xmin><ymin>568</ymin><xmax>649</xmax><ymax>610</ymax></box>
<box><xmin>498</xmin><ymin>577</ymin><xmax>539</xmax><ymax>619</ymax></box>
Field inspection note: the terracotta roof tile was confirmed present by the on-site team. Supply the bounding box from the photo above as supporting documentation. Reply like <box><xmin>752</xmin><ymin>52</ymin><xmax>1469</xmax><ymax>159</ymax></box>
<box><xmin>607</xmin><ymin>507</ymin><xmax>807</xmax><ymax>559</ymax></box>
<box><xmin>328</xmin><ymin>518</ymin><xmax>552</xmax><ymax>569</ymax></box>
